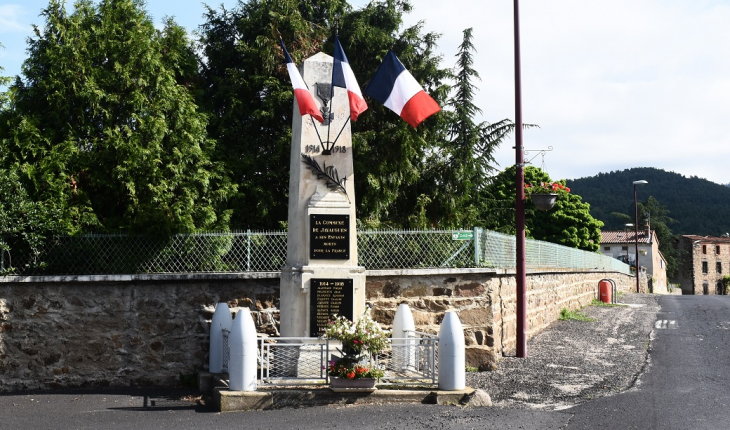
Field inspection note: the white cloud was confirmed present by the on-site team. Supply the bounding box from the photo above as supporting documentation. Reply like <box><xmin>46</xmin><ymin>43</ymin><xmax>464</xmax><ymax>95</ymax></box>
<box><xmin>391</xmin><ymin>0</ymin><xmax>730</xmax><ymax>184</ymax></box>
<box><xmin>0</xmin><ymin>5</ymin><xmax>27</xmax><ymax>33</ymax></box>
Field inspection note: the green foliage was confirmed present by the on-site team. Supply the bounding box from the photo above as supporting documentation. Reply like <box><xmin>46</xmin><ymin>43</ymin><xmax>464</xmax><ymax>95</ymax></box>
<box><xmin>3</xmin><ymin>1</ymin><xmax>524</xmax><ymax>243</ymax></box>
<box><xmin>559</xmin><ymin>308</ymin><xmax>594</xmax><ymax>322</ymax></box>
<box><xmin>568</xmin><ymin>167</ymin><xmax>730</xmax><ymax>236</ymax></box>
<box><xmin>567</xmin><ymin>167</ymin><xmax>730</xmax><ymax>278</ymax></box>
<box><xmin>0</xmin><ymin>0</ymin><xmax>235</xmax><ymax>235</ymax></box>
<box><xmin>197</xmin><ymin>0</ymin><xmax>339</xmax><ymax>229</ymax></box>
<box><xmin>637</xmin><ymin>196</ymin><xmax>680</xmax><ymax>278</ymax></box>
<box><xmin>0</xmin><ymin>167</ymin><xmax>65</xmax><ymax>274</ymax></box>
<box><xmin>417</xmin><ymin>28</ymin><xmax>515</xmax><ymax>228</ymax></box>
<box><xmin>483</xmin><ymin>166</ymin><xmax>604</xmax><ymax>251</ymax></box>
<box><xmin>197</xmin><ymin>0</ymin><xmax>463</xmax><ymax>229</ymax></box>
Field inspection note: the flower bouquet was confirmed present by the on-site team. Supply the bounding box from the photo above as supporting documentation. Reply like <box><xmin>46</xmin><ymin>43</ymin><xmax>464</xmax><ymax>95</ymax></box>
<box><xmin>524</xmin><ymin>181</ymin><xmax>571</xmax><ymax>195</ymax></box>
<box><xmin>524</xmin><ymin>181</ymin><xmax>570</xmax><ymax>211</ymax></box>
<box><xmin>323</xmin><ymin>311</ymin><xmax>390</xmax><ymax>381</ymax></box>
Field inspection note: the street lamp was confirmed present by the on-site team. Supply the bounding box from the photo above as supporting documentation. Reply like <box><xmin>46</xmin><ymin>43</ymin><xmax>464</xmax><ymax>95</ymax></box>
<box><xmin>633</xmin><ymin>180</ymin><xmax>648</xmax><ymax>292</ymax></box>
<box><xmin>513</xmin><ymin>0</ymin><xmax>527</xmax><ymax>358</ymax></box>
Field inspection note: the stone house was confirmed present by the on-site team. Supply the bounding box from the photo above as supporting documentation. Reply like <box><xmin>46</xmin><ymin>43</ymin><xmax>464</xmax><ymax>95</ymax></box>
<box><xmin>600</xmin><ymin>228</ymin><xmax>668</xmax><ymax>293</ymax></box>
<box><xmin>676</xmin><ymin>235</ymin><xmax>730</xmax><ymax>295</ymax></box>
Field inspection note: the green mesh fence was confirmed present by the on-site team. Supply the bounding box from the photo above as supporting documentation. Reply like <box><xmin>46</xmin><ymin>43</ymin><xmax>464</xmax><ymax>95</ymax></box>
<box><xmin>1</xmin><ymin>228</ymin><xmax>629</xmax><ymax>275</ymax></box>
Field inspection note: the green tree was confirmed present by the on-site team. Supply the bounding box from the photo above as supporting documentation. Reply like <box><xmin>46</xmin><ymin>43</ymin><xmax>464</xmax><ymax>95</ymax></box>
<box><xmin>0</xmin><ymin>0</ymin><xmax>235</xmax><ymax>235</ymax></box>
<box><xmin>484</xmin><ymin>166</ymin><xmax>604</xmax><ymax>251</ymax></box>
<box><xmin>418</xmin><ymin>27</ymin><xmax>515</xmax><ymax>228</ymax></box>
<box><xmin>0</xmin><ymin>43</ymin><xmax>10</xmax><ymax>111</ymax></box>
<box><xmin>0</xmin><ymin>167</ymin><xmax>66</xmax><ymax>274</ymax></box>
<box><xmin>197</xmin><ymin>0</ymin><xmax>450</xmax><ymax>229</ymax></box>
<box><xmin>637</xmin><ymin>196</ymin><xmax>679</xmax><ymax>278</ymax></box>
<box><xmin>198</xmin><ymin>0</ymin><xmax>345</xmax><ymax>229</ymax></box>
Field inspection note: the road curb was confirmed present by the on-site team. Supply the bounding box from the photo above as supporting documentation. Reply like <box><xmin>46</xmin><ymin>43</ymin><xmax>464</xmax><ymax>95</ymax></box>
<box><xmin>214</xmin><ymin>386</ymin><xmax>491</xmax><ymax>411</ymax></box>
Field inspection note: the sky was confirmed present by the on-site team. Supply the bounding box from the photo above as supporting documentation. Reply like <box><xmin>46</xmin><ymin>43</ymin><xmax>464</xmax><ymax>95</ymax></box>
<box><xmin>2</xmin><ymin>0</ymin><xmax>730</xmax><ymax>185</ymax></box>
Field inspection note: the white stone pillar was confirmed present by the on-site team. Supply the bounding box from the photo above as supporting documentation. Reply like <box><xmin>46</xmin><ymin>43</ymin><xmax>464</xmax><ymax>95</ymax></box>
<box><xmin>392</xmin><ymin>303</ymin><xmax>416</xmax><ymax>370</ymax></box>
<box><xmin>280</xmin><ymin>52</ymin><xmax>365</xmax><ymax>338</ymax></box>
<box><xmin>209</xmin><ymin>302</ymin><xmax>232</xmax><ymax>373</ymax></box>
<box><xmin>438</xmin><ymin>311</ymin><xmax>466</xmax><ymax>391</ymax></box>
<box><xmin>229</xmin><ymin>308</ymin><xmax>258</xmax><ymax>391</ymax></box>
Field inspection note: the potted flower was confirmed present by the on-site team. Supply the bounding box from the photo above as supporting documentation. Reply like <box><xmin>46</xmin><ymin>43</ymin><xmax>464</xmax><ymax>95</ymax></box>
<box><xmin>323</xmin><ymin>311</ymin><xmax>390</xmax><ymax>391</ymax></box>
<box><xmin>524</xmin><ymin>181</ymin><xmax>571</xmax><ymax>211</ymax></box>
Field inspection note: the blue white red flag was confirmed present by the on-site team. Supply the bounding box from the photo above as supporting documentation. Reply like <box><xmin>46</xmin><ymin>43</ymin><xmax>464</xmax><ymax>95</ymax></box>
<box><xmin>364</xmin><ymin>50</ymin><xmax>440</xmax><ymax>128</ymax></box>
<box><xmin>332</xmin><ymin>36</ymin><xmax>368</xmax><ymax>121</ymax></box>
<box><xmin>280</xmin><ymin>39</ymin><xmax>324</xmax><ymax>123</ymax></box>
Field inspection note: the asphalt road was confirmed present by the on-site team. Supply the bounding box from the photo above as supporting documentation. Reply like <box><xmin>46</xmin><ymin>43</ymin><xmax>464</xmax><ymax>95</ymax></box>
<box><xmin>2</xmin><ymin>295</ymin><xmax>729</xmax><ymax>429</ymax></box>
<box><xmin>566</xmin><ymin>295</ymin><xmax>730</xmax><ymax>429</ymax></box>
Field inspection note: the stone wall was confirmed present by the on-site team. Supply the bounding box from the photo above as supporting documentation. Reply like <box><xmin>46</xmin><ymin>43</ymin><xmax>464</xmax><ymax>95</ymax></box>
<box><xmin>366</xmin><ymin>270</ymin><xmax>637</xmax><ymax>370</ymax></box>
<box><xmin>0</xmin><ymin>270</ymin><xmax>636</xmax><ymax>392</ymax></box>
<box><xmin>0</xmin><ymin>275</ymin><xmax>280</xmax><ymax>392</ymax></box>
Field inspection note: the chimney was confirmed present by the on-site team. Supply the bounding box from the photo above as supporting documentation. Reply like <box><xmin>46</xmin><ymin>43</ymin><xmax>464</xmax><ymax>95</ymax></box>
<box><xmin>646</xmin><ymin>221</ymin><xmax>651</xmax><ymax>243</ymax></box>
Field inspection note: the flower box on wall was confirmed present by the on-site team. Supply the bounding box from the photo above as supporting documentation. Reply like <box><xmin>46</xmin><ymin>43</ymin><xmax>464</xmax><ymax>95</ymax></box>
<box><xmin>330</xmin><ymin>376</ymin><xmax>377</xmax><ymax>392</ymax></box>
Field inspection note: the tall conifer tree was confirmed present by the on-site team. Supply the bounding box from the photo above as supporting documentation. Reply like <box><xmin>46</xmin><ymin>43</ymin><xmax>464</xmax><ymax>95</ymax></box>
<box><xmin>0</xmin><ymin>0</ymin><xmax>235</xmax><ymax>234</ymax></box>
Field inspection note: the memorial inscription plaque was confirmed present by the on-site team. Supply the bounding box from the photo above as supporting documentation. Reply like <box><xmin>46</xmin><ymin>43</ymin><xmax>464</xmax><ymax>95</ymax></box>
<box><xmin>310</xmin><ymin>278</ymin><xmax>353</xmax><ymax>337</ymax></box>
<box><xmin>310</xmin><ymin>214</ymin><xmax>350</xmax><ymax>259</ymax></box>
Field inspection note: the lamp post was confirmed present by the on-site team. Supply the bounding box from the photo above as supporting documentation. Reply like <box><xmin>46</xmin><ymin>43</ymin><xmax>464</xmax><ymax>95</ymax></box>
<box><xmin>633</xmin><ymin>180</ymin><xmax>648</xmax><ymax>292</ymax></box>
<box><xmin>513</xmin><ymin>0</ymin><xmax>527</xmax><ymax>358</ymax></box>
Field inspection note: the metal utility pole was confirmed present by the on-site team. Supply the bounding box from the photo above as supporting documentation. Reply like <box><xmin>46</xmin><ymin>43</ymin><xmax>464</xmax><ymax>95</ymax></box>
<box><xmin>514</xmin><ymin>0</ymin><xmax>526</xmax><ymax>358</ymax></box>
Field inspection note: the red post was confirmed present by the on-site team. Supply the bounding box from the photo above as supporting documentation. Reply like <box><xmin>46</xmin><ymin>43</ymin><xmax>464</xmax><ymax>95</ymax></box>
<box><xmin>514</xmin><ymin>0</ymin><xmax>527</xmax><ymax>358</ymax></box>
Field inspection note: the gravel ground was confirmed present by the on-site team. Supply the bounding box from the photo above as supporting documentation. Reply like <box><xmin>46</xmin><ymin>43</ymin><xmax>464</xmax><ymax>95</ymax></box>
<box><xmin>466</xmin><ymin>293</ymin><xmax>660</xmax><ymax>411</ymax></box>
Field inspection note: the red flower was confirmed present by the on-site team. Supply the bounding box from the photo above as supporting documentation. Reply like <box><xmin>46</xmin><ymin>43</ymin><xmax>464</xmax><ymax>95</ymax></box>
<box><xmin>346</xmin><ymin>371</ymin><xmax>356</xmax><ymax>379</ymax></box>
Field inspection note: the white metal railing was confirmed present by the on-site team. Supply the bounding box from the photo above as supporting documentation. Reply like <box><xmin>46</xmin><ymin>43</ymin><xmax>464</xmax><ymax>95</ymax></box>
<box><xmin>374</xmin><ymin>330</ymin><xmax>438</xmax><ymax>385</ymax></box>
<box><xmin>220</xmin><ymin>332</ymin><xmax>439</xmax><ymax>386</ymax></box>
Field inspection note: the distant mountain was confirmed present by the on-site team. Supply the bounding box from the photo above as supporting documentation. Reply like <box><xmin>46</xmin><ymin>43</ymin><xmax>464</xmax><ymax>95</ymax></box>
<box><xmin>567</xmin><ymin>167</ymin><xmax>730</xmax><ymax>236</ymax></box>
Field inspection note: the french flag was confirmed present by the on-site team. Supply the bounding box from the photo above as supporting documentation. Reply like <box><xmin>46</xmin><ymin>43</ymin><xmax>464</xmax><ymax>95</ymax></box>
<box><xmin>364</xmin><ymin>50</ymin><xmax>440</xmax><ymax>128</ymax></box>
<box><xmin>280</xmin><ymin>39</ymin><xmax>324</xmax><ymax>123</ymax></box>
<box><xmin>332</xmin><ymin>36</ymin><xmax>367</xmax><ymax>121</ymax></box>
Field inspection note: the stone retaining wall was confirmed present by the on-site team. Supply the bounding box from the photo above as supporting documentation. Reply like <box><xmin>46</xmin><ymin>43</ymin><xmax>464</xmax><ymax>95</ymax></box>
<box><xmin>0</xmin><ymin>270</ymin><xmax>639</xmax><ymax>392</ymax></box>
<box><xmin>367</xmin><ymin>270</ymin><xmax>638</xmax><ymax>370</ymax></box>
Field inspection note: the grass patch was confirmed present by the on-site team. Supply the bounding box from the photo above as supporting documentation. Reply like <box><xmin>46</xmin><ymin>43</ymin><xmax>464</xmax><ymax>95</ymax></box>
<box><xmin>591</xmin><ymin>299</ymin><xmax>626</xmax><ymax>308</ymax></box>
<box><xmin>465</xmin><ymin>366</ymin><xmax>479</xmax><ymax>373</ymax></box>
<box><xmin>559</xmin><ymin>308</ymin><xmax>595</xmax><ymax>322</ymax></box>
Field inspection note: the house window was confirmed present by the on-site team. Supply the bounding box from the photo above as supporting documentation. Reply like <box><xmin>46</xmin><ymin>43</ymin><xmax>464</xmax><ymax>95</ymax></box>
<box><xmin>717</xmin><ymin>246</ymin><xmax>721</xmax><ymax>255</ymax></box>
<box><xmin>717</xmin><ymin>262</ymin><xmax>722</xmax><ymax>274</ymax></box>
<box><xmin>703</xmin><ymin>245</ymin><xmax>707</xmax><ymax>254</ymax></box>
<box><xmin>661</xmin><ymin>260</ymin><xmax>664</xmax><ymax>269</ymax></box>
<box><xmin>702</xmin><ymin>261</ymin><xmax>708</xmax><ymax>274</ymax></box>
<box><xmin>604</xmin><ymin>246</ymin><xmax>611</xmax><ymax>251</ymax></box>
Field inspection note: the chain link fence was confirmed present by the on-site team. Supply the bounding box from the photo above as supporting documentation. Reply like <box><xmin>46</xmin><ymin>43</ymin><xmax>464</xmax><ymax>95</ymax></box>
<box><xmin>1</xmin><ymin>228</ymin><xmax>629</xmax><ymax>275</ymax></box>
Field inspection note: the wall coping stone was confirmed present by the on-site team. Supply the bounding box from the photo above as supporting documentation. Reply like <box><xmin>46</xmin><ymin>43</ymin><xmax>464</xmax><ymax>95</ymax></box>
<box><xmin>0</xmin><ymin>272</ymin><xmax>281</xmax><ymax>283</ymax></box>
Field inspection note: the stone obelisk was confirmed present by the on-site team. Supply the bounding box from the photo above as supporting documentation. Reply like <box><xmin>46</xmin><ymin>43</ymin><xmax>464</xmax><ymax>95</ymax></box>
<box><xmin>280</xmin><ymin>52</ymin><xmax>365</xmax><ymax>338</ymax></box>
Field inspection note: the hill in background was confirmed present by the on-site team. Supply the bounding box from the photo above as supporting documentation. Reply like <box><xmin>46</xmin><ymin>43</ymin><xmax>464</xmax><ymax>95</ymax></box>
<box><xmin>567</xmin><ymin>167</ymin><xmax>730</xmax><ymax>236</ymax></box>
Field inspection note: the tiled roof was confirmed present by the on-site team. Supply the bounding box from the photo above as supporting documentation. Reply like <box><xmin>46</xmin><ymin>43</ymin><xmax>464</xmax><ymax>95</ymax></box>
<box><xmin>600</xmin><ymin>230</ymin><xmax>651</xmax><ymax>244</ymax></box>
<box><xmin>682</xmin><ymin>234</ymin><xmax>730</xmax><ymax>244</ymax></box>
